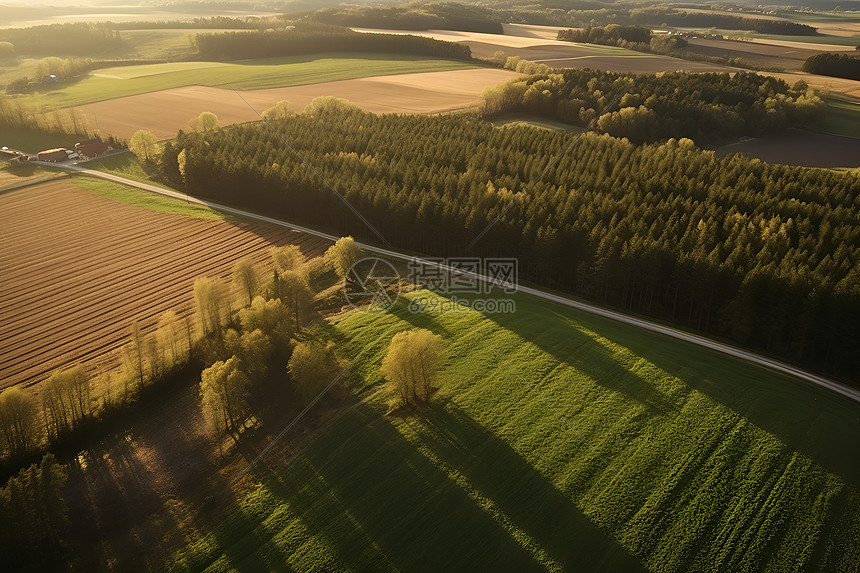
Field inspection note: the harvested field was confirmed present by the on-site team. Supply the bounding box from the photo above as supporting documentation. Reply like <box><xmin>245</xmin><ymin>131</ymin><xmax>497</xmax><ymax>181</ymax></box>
<box><xmin>715</xmin><ymin>128</ymin><xmax>860</xmax><ymax>168</ymax></box>
<box><xmin>683</xmin><ymin>37</ymin><xmax>830</xmax><ymax>70</ymax></box>
<box><xmin>0</xmin><ymin>178</ymin><xmax>331</xmax><ymax>391</ymax></box>
<box><xmin>75</xmin><ymin>68</ymin><xmax>517</xmax><ymax>139</ymax></box>
<box><xmin>356</xmin><ymin>27</ymin><xmax>733</xmax><ymax>73</ymax></box>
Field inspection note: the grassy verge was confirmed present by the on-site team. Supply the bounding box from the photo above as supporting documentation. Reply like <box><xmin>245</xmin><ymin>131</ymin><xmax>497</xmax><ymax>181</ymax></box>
<box><xmin>27</xmin><ymin>53</ymin><xmax>478</xmax><ymax>108</ymax></box>
<box><xmin>169</xmin><ymin>289</ymin><xmax>860</xmax><ymax>572</ymax></box>
<box><xmin>70</xmin><ymin>175</ymin><xmax>230</xmax><ymax>220</ymax></box>
<box><xmin>84</xmin><ymin>152</ymin><xmax>175</xmax><ymax>188</ymax></box>
<box><xmin>821</xmin><ymin>98</ymin><xmax>860</xmax><ymax>138</ymax></box>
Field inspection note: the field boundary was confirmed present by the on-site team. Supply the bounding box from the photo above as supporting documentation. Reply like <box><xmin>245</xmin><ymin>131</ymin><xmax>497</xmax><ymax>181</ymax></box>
<box><xmin>0</xmin><ymin>172</ymin><xmax>70</xmax><ymax>195</ymax></box>
<box><xmin>45</xmin><ymin>162</ymin><xmax>860</xmax><ymax>405</ymax></box>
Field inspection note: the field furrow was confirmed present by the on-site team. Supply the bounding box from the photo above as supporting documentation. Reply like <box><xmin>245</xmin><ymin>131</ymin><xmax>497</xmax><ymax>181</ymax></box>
<box><xmin>0</xmin><ymin>179</ymin><xmax>331</xmax><ymax>391</ymax></box>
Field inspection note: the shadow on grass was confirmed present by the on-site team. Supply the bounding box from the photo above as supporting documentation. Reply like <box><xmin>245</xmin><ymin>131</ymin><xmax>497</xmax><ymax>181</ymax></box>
<box><xmin>477</xmin><ymin>293</ymin><xmax>860</xmax><ymax>486</ymax></box>
<box><xmin>253</xmin><ymin>400</ymin><xmax>645</xmax><ymax>572</ymax></box>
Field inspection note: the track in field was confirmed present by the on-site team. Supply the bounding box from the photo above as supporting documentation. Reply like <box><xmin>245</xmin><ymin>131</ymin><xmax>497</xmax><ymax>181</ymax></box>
<box><xmin>0</xmin><ymin>179</ymin><xmax>331</xmax><ymax>392</ymax></box>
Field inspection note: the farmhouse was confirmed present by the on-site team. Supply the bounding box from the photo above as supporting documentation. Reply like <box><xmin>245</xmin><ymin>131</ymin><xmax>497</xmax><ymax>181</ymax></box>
<box><xmin>37</xmin><ymin>148</ymin><xmax>77</xmax><ymax>162</ymax></box>
<box><xmin>75</xmin><ymin>138</ymin><xmax>110</xmax><ymax>159</ymax></box>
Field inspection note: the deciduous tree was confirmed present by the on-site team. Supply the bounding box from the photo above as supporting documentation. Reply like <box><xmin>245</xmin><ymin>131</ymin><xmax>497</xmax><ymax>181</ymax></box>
<box><xmin>381</xmin><ymin>328</ymin><xmax>445</xmax><ymax>406</ymax></box>
<box><xmin>0</xmin><ymin>388</ymin><xmax>38</xmax><ymax>456</ymax></box>
<box><xmin>288</xmin><ymin>341</ymin><xmax>342</xmax><ymax>403</ymax></box>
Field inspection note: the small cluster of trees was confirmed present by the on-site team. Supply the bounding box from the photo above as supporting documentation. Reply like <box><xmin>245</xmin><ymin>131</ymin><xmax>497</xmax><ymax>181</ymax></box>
<box><xmin>381</xmin><ymin>329</ymin><xmax>445</xmax><ymax>408</ymax></box>
<box><xmin>481</xmin><ymin>67</ymin><xmax>824</xmax><ymax>143</ymax></box>
<box><xmin>5</xmin><ymin>56</ymin><xmax>93</xmax><ymax>93</ymax></box>
<box><xmin>195</xmin><ymin>239</ymin><xmax>359</xmax><ymax>449</ymax></box>
<box><xmin>193</xmin><ymin>24</ymin><xmax>471</xmax><ymax>61</ymax></box>
<box><xmin>802</xmin><ymin>52</ymin><xmax>860</xmax><ymax>80</ymax></box>
<box><xmin>0</xmin><ymin>454</ymin><xmax>68</xmax><ymax>568</ymax></box>
<box><xmin>558</xmin><ymin>25</ymin><xmax>688</xmax><ymax>56</ymax></box>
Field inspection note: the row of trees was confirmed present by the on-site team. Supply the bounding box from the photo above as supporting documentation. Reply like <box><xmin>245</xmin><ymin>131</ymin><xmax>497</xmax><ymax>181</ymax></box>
<box><xmin>0</xmin><ymin>308</ymin><xmax>192</xmax><ymax>463</ymax></box>
<box><xmin>193</xmin><ymin>24</ymin><xmax>471</xmax><ymax>61</ymax></box>
<box><xmin>155</xmin><ymin>97</ymin><xmax>859</xmax><ymax>380</ymax></box>
<box><xmin>628</xmin><ymin>7</ymin><xmax>818</xmax><ymax>36</ymax></box>
<box><xmin>803</xmin><ymin>52</ymin><xmax>860</xmax><ymax>80</ymax></box>
<box><xmin>0</xmin><ymin>98</ymin><xmax>91</xmax><ymax>137</ymax></box>
<box><xmin>557</xmin><ymin>25</ymin><xmax>687</xmax><ymax>56</ymax></box>
<box><xmin>481</xmin><ymin>67</ymin><xmax>824</xmax><ymax>144</ymax></box>
<box><xmin>0</xmin><ymin>22</ymin><xmax>123</xmax><ymax>56</ymax></box>
<box><xmin>311</xmin><ymin>3</ymin><xmax>503</xmax><ymax>34</ymax></box>
<box><xmin>0</xmin><ymin>236</ymin><xmax>360</xmax><ymax>464</ymax></box>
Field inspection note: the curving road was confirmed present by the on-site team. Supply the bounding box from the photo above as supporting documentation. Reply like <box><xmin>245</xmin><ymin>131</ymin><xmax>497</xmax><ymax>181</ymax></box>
<box><xmin>38</xmin><ymin>158</ymin><xmax>860</xmax><ymax>404</ymax></box>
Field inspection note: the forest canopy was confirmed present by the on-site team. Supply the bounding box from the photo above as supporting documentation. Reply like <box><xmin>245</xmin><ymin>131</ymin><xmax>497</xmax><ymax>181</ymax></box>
<box><xmin>480</xmin><ymin>69</ymin><xmax>824</xmax><ymax>144</ymax></box>
<box><xmin>193</xmin><ymin>24</ymin><xmax>472</xmax><ymax>61</ymax></box>
<box><xmin>311</xmin><ymin>3</ymin><xmax>503</xmax><ymax>34</ymax></box>
<box><xmin>158</xmin><ymin>94</ymin><xmax>859</xmax><ymax>381</ymax></box>
<box><xmin>802</xmin><ymin>52</ymin><xmax>860</xmax><ymax>81</ymax></box>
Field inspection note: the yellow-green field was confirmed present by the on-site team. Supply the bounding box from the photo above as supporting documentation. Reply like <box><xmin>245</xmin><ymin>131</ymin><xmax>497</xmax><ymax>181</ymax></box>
<box><xmin>22</xmin><ymin>54</ymin><xmax>478</xmax><ymax>108</ymax></box>
<box><xmin>170</xmin><ymin>289</ymin><xmax>860</xmax><ymax>572</ymax></box>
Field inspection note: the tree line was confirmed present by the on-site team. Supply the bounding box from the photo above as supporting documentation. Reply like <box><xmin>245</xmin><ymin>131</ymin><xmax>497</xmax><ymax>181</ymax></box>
<box><xmin>803</xmin><ymin>52</ymin><xmax>860</xmax><ymax>80</ymax></box>
<box><xmin>311</xmin><ymin>3</ymin><xmax>503</xmax><ymax>34</ymax></box>
<box><xmin>628</xmin><ymin>7</ymin><xmax>818</xmax><ymax>36</ymax></box>
<box><xmin>193</xmin><ymin>24</ymin><xmax>471</xmax><ymax>61</ymax></box>
<box><xmin>0</xmin><ymin>22</ymin><xmax>123</xmax><ymax>57</ymax></box>
<box><xmin>155</xmin><ymin>95</ymin><xmax>858</xmax><ymax>381</ymax></box>
<box><xmin>481</xmin><ymin>67</ymin><xmax>824</xmax><ymax>144</ymax></box>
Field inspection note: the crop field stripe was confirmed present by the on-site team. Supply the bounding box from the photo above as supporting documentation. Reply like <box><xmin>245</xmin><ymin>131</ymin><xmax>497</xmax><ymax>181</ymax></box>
<box><xmin>0</xmin><ymin>179</ymin><xmax>331</xmax><ymax>389</ymax></box>
<box><xmin>29</xmin><ymin>54</ymin><xmax>478</xmax><ymax>109</ymax></box>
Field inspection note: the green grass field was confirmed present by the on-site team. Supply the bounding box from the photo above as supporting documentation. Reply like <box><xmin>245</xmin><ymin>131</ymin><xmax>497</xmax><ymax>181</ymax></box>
<box><xmin>70</xmin><ymin>175</ymin><xmax>229</xmax><ymax>220</ymax></box>
<box><xmin>170</xmin><ymin>289</ymin><xmax>860</xmax><ymax>572</ymax></box>
<box><xmin>822</xmin><ymin>98</ymin><xmax>860</xmax><ymax>138</ymax></box>
<box><xmin>25</xmin><ymin>53</ymin><xmax>477</xmax><ymax>109</ymax></box>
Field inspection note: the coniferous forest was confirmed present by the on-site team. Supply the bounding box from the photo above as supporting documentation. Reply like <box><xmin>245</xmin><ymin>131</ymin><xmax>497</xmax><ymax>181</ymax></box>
<box><xmin>159</xmin><ymin>72</ymin><xmax>859</xmax><ymax>382</ymax></box>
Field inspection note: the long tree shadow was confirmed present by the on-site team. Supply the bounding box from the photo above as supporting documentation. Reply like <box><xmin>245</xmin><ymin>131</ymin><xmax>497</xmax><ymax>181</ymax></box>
<box><xmin>254</xmin><ymin>400</ymin><xmax>645</xmax><ymax>572</ymax></box>
<box><xmin>476</xmin><ymin>293</ymin><xmax>860</xmax><ymax>485</ymax></box>
<box><xmin>403</xmin><ymin>292</ymin><xmax>679</xmax><ymax>416</ymax></box>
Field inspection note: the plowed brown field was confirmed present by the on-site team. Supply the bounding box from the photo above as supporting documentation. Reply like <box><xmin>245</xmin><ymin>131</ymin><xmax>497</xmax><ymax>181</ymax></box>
<box><xmin>0</xmin><ymin>179</ymin><xmax>330</xmax><ymax>391</ymax></box>
<box><xmin>76</xmin><ymin>68</ymin><xmax>518</xmax><ymax>139</ymax></box>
